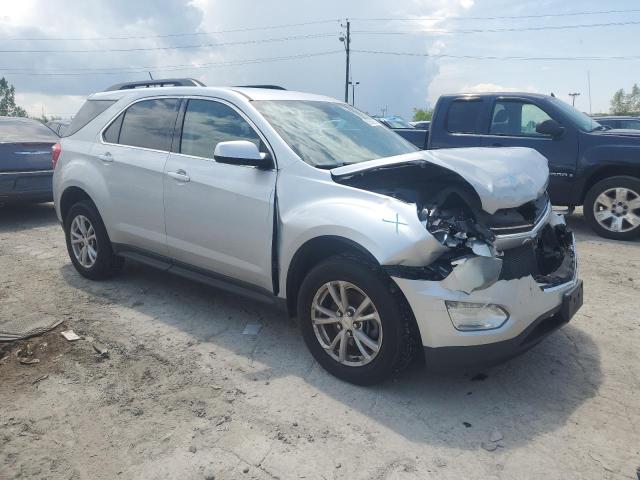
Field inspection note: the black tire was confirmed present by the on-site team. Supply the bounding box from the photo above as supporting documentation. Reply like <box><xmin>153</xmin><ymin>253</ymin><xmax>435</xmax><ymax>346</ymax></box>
<box><xmin>64</xmin><ymin>200</ymin><xmax>124</xmax><ymax>280</ymax></box>
<box><xmin>583</xmin><ymin>176</ymin><xmax>640</xmax><ymax>241</ymax></box>
<box><xmin>297</xmin><ymin>254</ymin><xmax>416</xmax><ymax>385</ymax></box>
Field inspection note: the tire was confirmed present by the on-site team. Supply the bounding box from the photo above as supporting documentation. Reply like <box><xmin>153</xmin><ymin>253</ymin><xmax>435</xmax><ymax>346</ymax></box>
<box><xmin>297</xmin><ymin>254</ymin><xmax>416</xmax><ymax>385</ymax></box>
<box><xmin>583</xmin><ymin>176</ymin><xmax>640</xmax><ymax>240</ymax></box>
<box><xmin>64</xmin><ymin>200</ymin><xmax>124</xmax><ymax>280</ymax></box>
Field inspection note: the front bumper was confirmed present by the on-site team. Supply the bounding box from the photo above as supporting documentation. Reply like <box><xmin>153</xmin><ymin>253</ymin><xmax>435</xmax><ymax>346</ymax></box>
<box><xmin>0</xmin><ymin>170</ymin><xmax>53</xmax><ymax>203</ymax></box>
<box><xmin>391</xmin><ymin>220</ymin><xmax>581</xmax><ymax>370</ymax></box>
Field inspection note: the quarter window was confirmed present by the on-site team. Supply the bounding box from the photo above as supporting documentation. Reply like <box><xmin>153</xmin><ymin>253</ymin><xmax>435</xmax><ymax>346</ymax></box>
<box><xmin>180</xmin><ymin>99</ymin><xmax>260</xmax><ymax>158</ymax></box>
<box><xmin>103</xmin><ymin>113</ymin><xmax>124</xmax><ymax>144</ymax></box>
<box><xmin>118</xmin><ymin>98</ymin><xmax>180</xmax><ymax>151</ymax></box>
<box><xmin>490</xmin><ymin>101</ymin><xmax>552</xmax><ymax>136</ymax></box>
<box><xmin>446</xmin><ymin>100</ymin><xmax>483</xmax><ymax>134</ymax></box>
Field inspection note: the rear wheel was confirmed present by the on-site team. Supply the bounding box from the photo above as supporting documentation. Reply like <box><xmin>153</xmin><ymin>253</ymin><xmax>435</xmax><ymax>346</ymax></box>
<box><xmin>584</xmin><ymin>176</ymin><xmax>640</xmax><ymax>240</ymax></box>
<box><xmin>64</xmin><ymin>200</ymin><xmax>124</xmax><ymax>280</ymax></box>
<box><xmin>297</xmin><ymin>255</ymin><xmax>415</xmax><ymax>385</ymax></box>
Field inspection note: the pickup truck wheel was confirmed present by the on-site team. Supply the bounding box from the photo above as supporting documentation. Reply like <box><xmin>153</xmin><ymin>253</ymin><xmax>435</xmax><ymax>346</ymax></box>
<box><xmin>297</xmin><ymin>255</ymin><xmax>414</xmax><ymax>385</ymax></box>
<box><xmin>584</xmin><ymin>176</ymin><xmax>640</xmax><ymax>240</ymax></box>
<box><xmin>64</xmin><ymin>200</ymin><xmax>124</xmax><ymax>280</ymax></box>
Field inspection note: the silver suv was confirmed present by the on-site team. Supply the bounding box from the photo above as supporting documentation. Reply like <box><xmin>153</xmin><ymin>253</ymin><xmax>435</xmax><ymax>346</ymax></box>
<box><xmin>53</xmin><ymin>81</ymin><xmax>582</xmax><ymax>384</ymax></box>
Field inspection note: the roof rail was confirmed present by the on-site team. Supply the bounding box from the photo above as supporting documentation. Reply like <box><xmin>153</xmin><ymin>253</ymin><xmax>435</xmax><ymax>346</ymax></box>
<box><xmin>234</xmin><ymin>85</ymin><xmax>287</xmax><ymax>90</ymax></box>
<box><xmin>104</xmin><ymin>78</ymin><xmax>205</xmax><ymax>91</ymax></box>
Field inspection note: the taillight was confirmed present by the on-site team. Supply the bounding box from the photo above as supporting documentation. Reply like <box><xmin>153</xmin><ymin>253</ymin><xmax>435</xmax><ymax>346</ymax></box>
<box><xmin>51</xmin><ymin>143</ymin><xmax>61</xmax><ymax>169</ymax></box>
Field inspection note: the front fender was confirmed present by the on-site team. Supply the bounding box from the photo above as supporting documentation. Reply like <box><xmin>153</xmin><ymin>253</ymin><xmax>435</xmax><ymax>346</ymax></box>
<box><xmin>277</xmin><ymin>171</ymin><xmax>447</xmax><ymax>295</ymax></box>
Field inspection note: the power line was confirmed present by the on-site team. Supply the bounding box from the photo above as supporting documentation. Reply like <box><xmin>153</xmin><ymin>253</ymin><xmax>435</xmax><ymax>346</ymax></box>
<box><xmin>0</xmin><ymin>19</ymin><xmax>341</xmax><ymax>41</ymax></box>
<box><xmin>353</xmin><ymin>20</ymin><xmax>640</xmax><ymax>36</ymax></box>
<box><xmin>0</xmin><ymin>32</ymin><xmax>336</xmax><ymax>54</ymax></box>
<box><xmin>353</xmin><ymin>49</ymin><xmax>640</xmax><ymax>61</ymax></box>
<box><xmin>351</xmin><ymin>8</ymin><xmax>640</xmax><ymax>21</ymax></box>
<box><xmin>0</xmin><ymin>50</ymin><xmax>343</xmax><ymax>75</ymax></box>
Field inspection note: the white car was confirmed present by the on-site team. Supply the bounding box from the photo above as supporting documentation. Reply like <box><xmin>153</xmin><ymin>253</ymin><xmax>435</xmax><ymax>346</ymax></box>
<box><xmin>52</xmin><ymin>80</ymin><xmax>582</xmax><ymax>385</ymax></box>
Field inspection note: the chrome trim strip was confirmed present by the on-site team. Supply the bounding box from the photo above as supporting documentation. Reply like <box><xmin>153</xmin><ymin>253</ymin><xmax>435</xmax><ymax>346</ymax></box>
<box><xmin>0</xmin><ymin>169</ymin><xmax>53</xmax><ymax>175</ymax></box>
<box><xmin>494</xmin><ymin>200</ymin><xmax>551</xmax><ymax>242</ymax></box>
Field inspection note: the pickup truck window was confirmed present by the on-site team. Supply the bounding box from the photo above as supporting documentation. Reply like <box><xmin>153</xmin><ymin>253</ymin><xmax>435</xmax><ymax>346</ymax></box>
<box><xmin>549</xmin><ymin>97</ymin><xmax>601</xmax><ymax>132</ymax></box>
<box><xmin>180</xmin><ymin>99</ymin><xmax>260</xmax><ymax>159</ymax></box>
<box><xmin>490</xmin><ymin>100</ymin><xmax>551</xmax><ymax>137</ymax></box>
<box><xmin>254</xmin><ymin>100</ymin><xmax>416</xmax><ymax>168</ymax></box>
<box><xmin>446</xmin><ymin>100</ymin><xmax>482</xmax><ymax>134</ymax></box>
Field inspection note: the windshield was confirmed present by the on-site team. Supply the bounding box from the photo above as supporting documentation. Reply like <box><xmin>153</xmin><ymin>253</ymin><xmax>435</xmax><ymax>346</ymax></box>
<box><xmin>378</xmin><ymin>116</ymin><xmax>414</xmax><ymax>129</ymax></box>
<box><xmin>253</xmin><ymin>100</ymin><xmax>417</xmax><ymax>168</ymax></box>
<box><xmin>549</xmin><ymin>97</ymin><xmax>603</xmax><ymax>132</ymax></box>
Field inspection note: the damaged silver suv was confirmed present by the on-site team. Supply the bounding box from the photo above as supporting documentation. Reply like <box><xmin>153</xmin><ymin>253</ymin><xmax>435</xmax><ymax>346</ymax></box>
<box><xmin>53</xmin><ymin>83</ymin><xmax>583</xmax><ymax>385</ymax></box>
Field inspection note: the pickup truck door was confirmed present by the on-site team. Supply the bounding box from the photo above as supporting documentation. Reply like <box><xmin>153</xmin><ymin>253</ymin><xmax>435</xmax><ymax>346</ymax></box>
<box><xmin>163</xmin><ymin>98</ymin><xmax>276</xmax><ymax>292</ymax></box>
<box><xmin>479</xmin><ymin>98</ymin><xmax>578</xmax><ymax>205</ymax></box>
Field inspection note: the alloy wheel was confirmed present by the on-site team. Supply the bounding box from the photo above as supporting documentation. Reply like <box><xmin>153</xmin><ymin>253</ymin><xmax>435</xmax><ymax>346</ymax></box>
<box><xmin>70</xmin><ymin>215</ymin><xmax>98</xmax><ymax>268</ymax></box>
<box><xmin>311</xmin><ymin>281</ymin><xmax>383</xmax><ymax>367</ymax></box>
<box><xmin>593</xmin><ymin>187</ymin><xmax>640</xmax><ymax>233</ymax></box>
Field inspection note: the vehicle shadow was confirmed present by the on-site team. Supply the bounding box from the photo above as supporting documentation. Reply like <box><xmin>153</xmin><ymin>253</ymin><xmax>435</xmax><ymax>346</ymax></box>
<box><xmin>0</xmin><ymin>203</ymin><xmax>58</xmax><ymax>233</ymax></box>
<box><xmin>60</xmin><ymin>254</ymin><xmax>602</xmax><ymax>450</ymax></box>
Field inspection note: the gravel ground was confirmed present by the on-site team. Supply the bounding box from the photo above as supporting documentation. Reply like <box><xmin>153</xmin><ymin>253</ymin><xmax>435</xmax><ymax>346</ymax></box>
<box><xmin>1</xmin><ymin>203</ymin><xmax>639</xmax><ymax>480</ymax></box>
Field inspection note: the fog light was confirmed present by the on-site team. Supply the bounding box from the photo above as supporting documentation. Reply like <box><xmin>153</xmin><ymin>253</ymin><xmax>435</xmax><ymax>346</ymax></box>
<box><xmin>445</xmin><ymin>301</ymin><xmax>509</xmax><ymax>331</ymax></box>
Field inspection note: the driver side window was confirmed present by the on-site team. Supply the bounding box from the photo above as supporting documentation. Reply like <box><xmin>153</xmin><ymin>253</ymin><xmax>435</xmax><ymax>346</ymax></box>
<box><xmin>490</xmin><ymin>100</ymin><xmax>552</xmax><ymax>137</ymax></box>
<box><xmin>180</xmin><ymin>99</ymin><xmax>261</xmax><ymax>159</ymax></box>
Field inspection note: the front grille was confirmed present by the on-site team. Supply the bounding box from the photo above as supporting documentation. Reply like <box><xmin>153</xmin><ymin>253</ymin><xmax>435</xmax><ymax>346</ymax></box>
<box><xmin>498</xmin><ymin>225</ymin><xmax>575</xmax><ymax>285</ymax></box>
<box><xmin>499</xmin><ymin>243</ymin><xmax>539</xmax><ymax>280</ymax></box>
<box><xmin>489</xmin><ymin>193</ymin><xmax>549</xmax><ymax>235</ymax></box>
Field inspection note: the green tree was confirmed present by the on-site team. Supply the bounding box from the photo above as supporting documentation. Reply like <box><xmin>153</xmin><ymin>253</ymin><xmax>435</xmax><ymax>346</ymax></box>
<box><xmin>412</xmin><ymin>107</ymin><xmax>433</xmax><ymax>122</ymax></box>
<box><xmin>610</xmin><ymin>84</ymin><xmax>640</xmax><ymax>115</ymax></box>
<box><xmin>0</xmin><ymin>77</ymin><xmax>28</xmax><ymax>117</ymax></box>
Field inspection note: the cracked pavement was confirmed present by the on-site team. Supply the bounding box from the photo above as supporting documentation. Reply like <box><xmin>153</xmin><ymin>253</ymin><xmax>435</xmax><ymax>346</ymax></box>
<box><xmin>0</xmin><ymin>204</ymin><xmax>639</xmax><ymax>480</ymax></box>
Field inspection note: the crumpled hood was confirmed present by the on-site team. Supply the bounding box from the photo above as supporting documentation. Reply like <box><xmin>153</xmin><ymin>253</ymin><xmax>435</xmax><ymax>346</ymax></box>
<box><xmin>331</xmin><ymin>146</ymin><xmax>549</xmax><ymax>214</ymax></box>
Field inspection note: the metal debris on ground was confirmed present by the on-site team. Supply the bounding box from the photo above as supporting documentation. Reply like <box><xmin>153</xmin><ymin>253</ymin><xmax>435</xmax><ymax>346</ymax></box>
<box><xmin>61</xmin><ymin>330</ymin><xmax>81</xmax><ymax>341</ymax></box>
<box><xmin>19</xmin><ymin>358</ymin><xmax>40</xmax><ymax>366</ymax></box>
<box><xmin>242</xmin><ymin>323</ymin><xmax>262</xmax><ymax>335</ymax></box>
<box><xmin>0</xmin><ymin>313</ymin><xmax>62</xmax><ymax>342</ymax></box>
<box><xmin>32</xmin><ymin>374</ymin><xmax>49</xmax><ymax>384</ymax></box>
<box><xmin>92</xmin><ymin>342</ymin><xmax>109</xmax><ymax>359</ymax></box>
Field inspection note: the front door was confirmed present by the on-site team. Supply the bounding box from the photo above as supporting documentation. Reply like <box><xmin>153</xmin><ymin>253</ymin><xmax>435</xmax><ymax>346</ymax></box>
<box><xmin>480</xmin><ymin>98</ymin><xmax>578</xmax><ymax>204</ymax></box>
<box><xmin>163</xmin><ymin>98</ymin><xmax>277</xmax><ymax>291</ymax></box>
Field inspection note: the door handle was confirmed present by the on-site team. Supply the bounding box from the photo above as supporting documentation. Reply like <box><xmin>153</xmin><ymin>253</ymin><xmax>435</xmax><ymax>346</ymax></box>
<box><xmin>167</xmin><ymin>169</ymin><xmax>190</xmax><ymax>182</ymax></box>
<box><xmin>98</xmin><ymin>152</ymin><xmax>113</xmax><ymax>162</ymax></box>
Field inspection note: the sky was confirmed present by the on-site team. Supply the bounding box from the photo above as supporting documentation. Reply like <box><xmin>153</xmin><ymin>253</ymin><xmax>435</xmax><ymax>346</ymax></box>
<box><xmin>1</xmin><ymin>0</ymin><xmax>639</xmax><ymax>120</ymax></box>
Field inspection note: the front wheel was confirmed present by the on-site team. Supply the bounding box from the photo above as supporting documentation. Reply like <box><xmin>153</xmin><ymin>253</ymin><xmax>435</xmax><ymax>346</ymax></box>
<box><xmin>583</xmin><ymin>176</ymin><xmax>640</xmax><ymax>240</ymax></box>
<box><xmin>297</xmin><ymin>255</ymin><xmax>415</xmax><ymax>385</ymax></box>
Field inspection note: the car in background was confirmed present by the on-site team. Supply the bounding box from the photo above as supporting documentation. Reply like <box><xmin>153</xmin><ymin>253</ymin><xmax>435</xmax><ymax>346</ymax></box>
<box><xmin>375</xmin><ymin>115</ymin><xmax>430</xmax><ymax>149</ymax></box>
<box><xmin>410</xmin><ymin>120</ymin><xmax>431</xmax><ymax>130</ymax></box>
<box><xmin>47</xmin><ymin>119</ymin><xmax>71</xmax><ymax>136</ymax></box>
<box><xmin>591</xmin><ymin>116</ymin><xmax>640</xmax><ymax>130</ymax></box>
<box><xmin>0</xmin><ymin>116</ymin><xmax>59</xmax><ymax>204</ymax></box>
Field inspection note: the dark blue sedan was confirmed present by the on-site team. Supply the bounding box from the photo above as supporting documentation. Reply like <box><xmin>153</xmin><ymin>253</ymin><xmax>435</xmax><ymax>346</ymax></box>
<box><xmin>0</xmin><ymin>117</ymin><xmax>58</xmax><ymax>204</ymax></box>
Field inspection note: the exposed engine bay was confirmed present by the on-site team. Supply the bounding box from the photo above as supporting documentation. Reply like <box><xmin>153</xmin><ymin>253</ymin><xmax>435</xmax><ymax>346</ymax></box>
<box><xmin>333</xmin><ymin>161</ymin><xmax>575</xmax><ymax>293</ymax></box>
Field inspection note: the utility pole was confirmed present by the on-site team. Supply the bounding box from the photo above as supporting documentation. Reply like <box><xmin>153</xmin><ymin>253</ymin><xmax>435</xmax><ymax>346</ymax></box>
<box><xmin>349</xmin><ymin>81</ymin><xmax>360</xmax><ymax>106</ymax></box>
<box><xmin>568</xmin><ymin>92</ymin><xmax>580</xmax><ymax>107</ymax></box>
<box><xmin>339</xmin><ymin>20</ymin><xmax>351</xmax><ymax>103</ymax></box>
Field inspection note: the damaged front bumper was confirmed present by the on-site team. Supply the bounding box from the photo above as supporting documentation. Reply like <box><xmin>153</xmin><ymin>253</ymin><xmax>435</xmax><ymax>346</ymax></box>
<box><xmin>389</xmin><ymin>215</ymin><xmax>582</xmax><ymax>371</ymax></box>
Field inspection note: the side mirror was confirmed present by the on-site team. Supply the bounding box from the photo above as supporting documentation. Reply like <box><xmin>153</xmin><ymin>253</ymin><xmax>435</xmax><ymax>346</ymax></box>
<box><xmin>536</xmin><ymin>119</ymin><xmax>565</xmax><ymax>138</ymax></box>
<box><xmin>213</xmin><ymin>140</ymin><xmax>272</xmax><ymax>168</ymax></box>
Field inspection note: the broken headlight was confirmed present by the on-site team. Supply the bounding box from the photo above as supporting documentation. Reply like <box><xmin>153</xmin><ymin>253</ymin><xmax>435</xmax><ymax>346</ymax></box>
<box><xmin>445</xmin><ymin>301</ymin><xmax>509</xmax><ymax>331</ymax></box>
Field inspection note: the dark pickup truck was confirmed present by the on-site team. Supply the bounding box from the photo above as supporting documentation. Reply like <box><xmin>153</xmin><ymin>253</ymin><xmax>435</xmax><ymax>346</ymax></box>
<box><xmin>388</xmin><ymin>92</ymin><xmax>640</xmax><ymax>240</ymax></box>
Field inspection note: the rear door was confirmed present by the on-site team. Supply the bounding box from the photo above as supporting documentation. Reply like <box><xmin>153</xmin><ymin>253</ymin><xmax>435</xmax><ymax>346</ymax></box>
<box><xmin>479</xmin><ymin>98</ymin><xmax>578</xmax><ymax>203</ymax></box>
<box><xmin>93</xmin><ymin>97</ymin><xmax>180</xmax><ymax>255</ymax></box>
<box><xmin>163</xmin><ymin>98</ymin><xmax>276</xmax><ymax>291</ymax></box>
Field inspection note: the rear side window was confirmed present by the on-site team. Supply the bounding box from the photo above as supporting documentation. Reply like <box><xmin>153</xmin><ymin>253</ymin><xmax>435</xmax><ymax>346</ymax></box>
<box><xmin>446</xmin><ymin>100</ymin><xmax>483</xmax><ymax>134</ymax></box>
<box><xmin>103</xmin><ymin>113</ymin><xmax>124</xmax><ymax>143</ymax></box>
<box><xmin>180</xmin><ymin>99</ymin><xmax>260</xmax><ymax>158</ymax></box>
<box><xmin>118</xmin><ymin>98</ymin><xmax>180</xmax><ymax>151</ymax></box>
<box><xmin>66</xmin><ymin>100</ymin><xmax>116</xmax><ymax>136</ymax></box>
